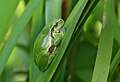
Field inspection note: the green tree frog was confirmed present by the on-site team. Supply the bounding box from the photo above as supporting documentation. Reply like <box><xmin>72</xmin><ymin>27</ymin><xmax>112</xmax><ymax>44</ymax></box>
<box><xmin>34</xmin><ymin>19</ymin><xmax>65</xmax><ymax>71</ymax></box>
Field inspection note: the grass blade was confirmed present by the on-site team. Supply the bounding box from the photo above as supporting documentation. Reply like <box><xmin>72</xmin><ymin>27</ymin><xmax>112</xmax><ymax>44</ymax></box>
<box><xmin>91</xmin><ymin>0</ymin><xmax>114</xmax><ymax>82</ymax></box>
<box><xmin>45</xmin><ymin>0</ymin><xmax>62</xmax><ymax>24</ymax></box>
<box><xmin>0</xmin><ymin>0</ymin><xmax>19</xmax><ymax>45</ymax></box>
<box><xmin>109</xmin><ymin>49</ymin><xmax>120</xmax><ymax>77</ymax></box>
<box><xmin>0</xmin><ymin>0</ymin><xmax>40</xmax><ymax>75</ymax></box>
<box><xmin>30</xmin><ymin>0</ymin><xmax>45</xmax><ymax>82</ymax></box>
<box><xmin>63</xmin><ymin>0</ymin><xmax>100</xmax><ymax>81</ymax></box>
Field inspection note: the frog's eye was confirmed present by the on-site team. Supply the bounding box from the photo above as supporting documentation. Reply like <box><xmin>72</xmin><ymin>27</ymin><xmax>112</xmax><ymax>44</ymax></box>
<box><xmin>53</xmin><ymin>22</ymin><xmax>58</xmax><ymax>27</ymax></box>
<box><xmin>52</xmin><ymin>19</ymin><xmax>64</xmax><ymax>28</ymax></box>
<box><xmin>58</xmin><ymin>19</ymin><xmax>64</xmax><ymax>25</ymax></box>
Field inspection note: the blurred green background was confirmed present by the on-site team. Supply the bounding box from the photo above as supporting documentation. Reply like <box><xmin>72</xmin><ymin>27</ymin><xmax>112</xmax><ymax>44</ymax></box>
<box><xmin>0</xmin><ymin>0</ymin><xmax>120</xmax><ymax>82</ymax></box>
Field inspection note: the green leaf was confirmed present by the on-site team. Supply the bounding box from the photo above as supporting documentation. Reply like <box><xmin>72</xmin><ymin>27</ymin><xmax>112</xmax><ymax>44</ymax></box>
<box><xmin>91</xmin><ymin>0</ymin><xmax>114</xmax><ymax>82</ymax></box>
<box><xmin>110</xmin><ymin>49</ymin><xmax>120</xmax><ymax>77</ymax></box>
<box><xmin>66</xmin><ymin>0</ymin><xmax>100</xmax><ymax>54</ymax></box>
<box><xmin>45</xmin><ymin>0</ymin><xmax>62</xmax><ymax>24</ymax></box>
<box><xmin>91</xmin><ymin>17</ymin><xmax>114</xmax><ymax>82</ymax></box>
<box><xmin>31</xmin><ymin>0</ymin><xmax>45</xmax><ymax>42</ymax></box>
<box><xmin>0</xmin><ymin>0</ymin><xmax>19</xmax><ymax>45</ymax></box>
<box><xmin>109</xmin><ymin>0</ymin><xmax>120</xmax><ymax>46</ymax></box>
<box><xmin>62</xmin><ymin>0</ymin><xmax>100</xmax><ymax>81</ymax></box>
<box><xmin>0</xmin><ymin>0</ymin><xmax>41</xmax><ymax>76</ymax></box>
<box><xmin>30</xmin><ymin>0</ymin><xmax>45</xmax><ymax>82</ymax></box>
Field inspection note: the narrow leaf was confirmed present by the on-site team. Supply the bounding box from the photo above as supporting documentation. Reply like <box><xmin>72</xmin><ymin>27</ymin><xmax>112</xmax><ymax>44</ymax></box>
<box><xmin>0</xmin><ymin>0</ymin><xmax>19</xmax><ymax>45</ymax></box>
<box><xmin>110</xmin><ymin>49</ymin><xmax>120</xmax><ymax>76</ymax></box>
<box><xmin>30</xmin><ymin>0</ymin><xmax>45</xmax><ymax>82</ymax></box>
<box><xmin>45</xmin><ymin>0</ymin><xmax>62</xmax><ymax>24</ymax></box>
<box><xmin>91</xmin><ymin>0</ymin><xmax>114</xmax><ymax>82</ymax></box>
<box><xmin>0</xmin><ymin>0</ymin><xmax>41</xmax><ymax>75</ymax></box>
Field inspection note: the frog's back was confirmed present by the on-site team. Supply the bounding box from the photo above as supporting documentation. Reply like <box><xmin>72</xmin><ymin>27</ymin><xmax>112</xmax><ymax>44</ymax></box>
<box><xmin>34</xmin><ymin>25</ymin><xmax>52</xmax><ymax>55</ymax></box>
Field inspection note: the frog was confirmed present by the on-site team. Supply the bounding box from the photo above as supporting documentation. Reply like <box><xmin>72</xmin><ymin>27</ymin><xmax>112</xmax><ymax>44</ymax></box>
<box><xmin>34</xmin><ymin>19</ymin><xmax>65</xmax><ymax>71</ymax></box>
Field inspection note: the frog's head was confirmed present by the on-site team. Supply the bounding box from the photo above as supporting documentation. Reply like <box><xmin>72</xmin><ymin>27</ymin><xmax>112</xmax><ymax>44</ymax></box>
<box><xmin>52</xmin><ymin>19</ymin><xmax>64</xmax><ymax>32</ymax></box>
<box><xmin>51</xmin><ymin>19</ymin><xmax>65</xmax><ymax>46</ymax></box>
